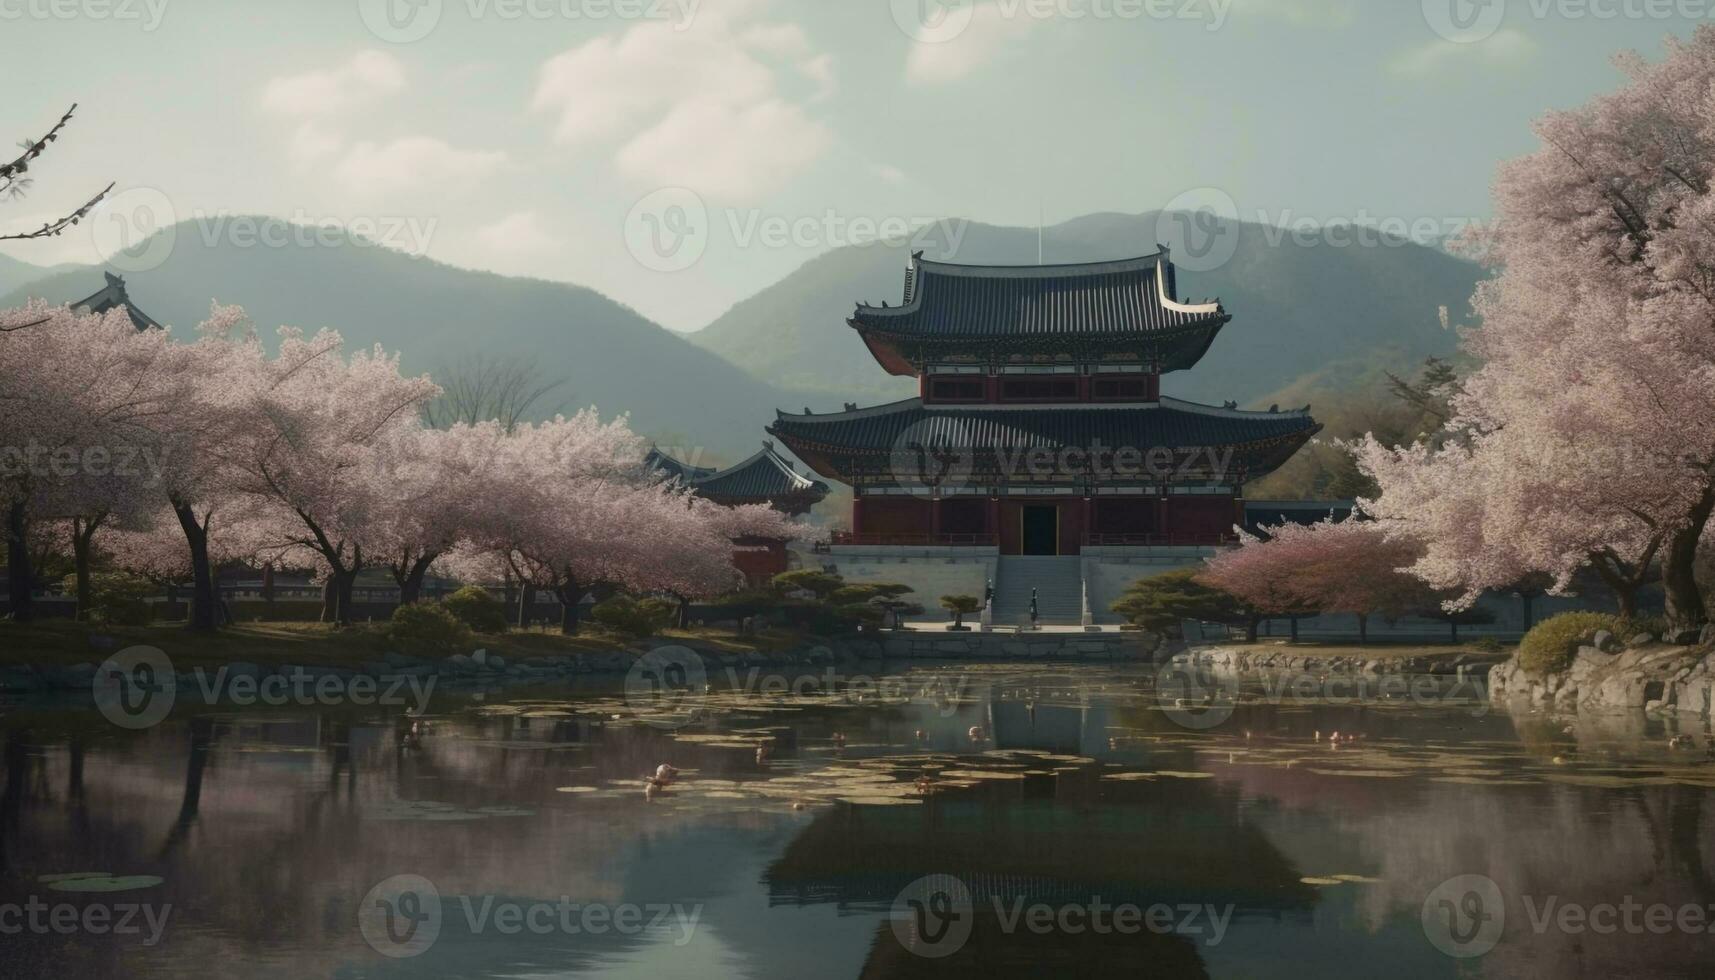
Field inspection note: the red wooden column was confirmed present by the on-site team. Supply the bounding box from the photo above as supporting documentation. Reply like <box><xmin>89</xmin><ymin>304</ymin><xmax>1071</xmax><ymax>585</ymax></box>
<box><xmin>987</xmin><ymin>497</ymin><xmax>1001</xmax><ymax>542</ymax></box>
<box><xmin>929</xmin><ymin>495</ymin><xmax>942</xmax><ymax>543</ymax></box>
<box><xmin>1157</xmin><ymin>493</ymin><xmax>1170</xmax><ymax>544</ymax></box>
<box><xmin>851</xmin><ymin>496</ymin><xmax>866</xmax><ymax>535</ymax></box>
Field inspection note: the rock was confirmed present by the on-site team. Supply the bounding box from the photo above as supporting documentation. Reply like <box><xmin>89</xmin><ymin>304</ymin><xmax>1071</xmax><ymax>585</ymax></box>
<box><xmin>1628</xmin><ymin>633</ymin><xmax>1655</xmax><ymax>649</ymax></box>
<box><xmin>470</xmin><ymin>649</ymin><xmax>488</xmax><ymax>667</ymax></box>
<box><xmin>1665</xmin><ymin>628</ymin><xmax>1702</xmax><ymax>646</ymax></box>
<box><xmin>1702</xmin><ymin>624</ymin><xmax>1715</xmax><ymax>647</ymax></box>
<box><xmin>1593</xmin><ymin>630</ymin><xmax>1621</xmax><ymax>653</ymax></box>
<box><xmin>485</xmin><ymin>655</ymin><xmax>507</xmax><ymax>672</ymax></box>
<box><xmin>444</xmin><ymin>654</ymin><xmax>476</xmax><ymax>674</ymax></box>
<box><xmin>0</xmin><ymin>667</ymin><xmax>40</xmax><ymax>692</ymax></box>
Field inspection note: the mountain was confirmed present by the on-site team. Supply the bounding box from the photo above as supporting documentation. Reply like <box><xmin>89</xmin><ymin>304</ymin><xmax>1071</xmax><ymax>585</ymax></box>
<box><xmin>0</xmin><ymin>219</ymin><xmax>793</xmax><ymax>461</ymax></box>
<box><xmin>0</xmin><ymin>253</ymin><xmax>73</xmax><ymax>297</ymax></box>
<box><xmin>690</xmin><ymin>211</ymin><xmax>1487</xmax><ymax>408</ymax></box>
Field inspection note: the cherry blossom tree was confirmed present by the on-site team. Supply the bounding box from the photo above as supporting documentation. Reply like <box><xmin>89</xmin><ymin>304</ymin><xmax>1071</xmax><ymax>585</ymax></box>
<box><xmin>0</xmin><ymin>301</ymin><xmax>185</xmax><ymax>621</ymax></box>
<box><xmin>218</xmin><ymin>322</ymin><xmax>439</xmax><ymax>624</ymax></box>
<box><xmin>1355</xmin><ymin>30</ymin><xmax>1715</xmax><ymax>632</ymax></box>
<box><xmin>1199</xmin><ymin>524</ymin><xmax>1326</xmax><ymax>642</ymax></box>
<box><xmin>1272</xmin><ymin>520</ymin><xmax>1435</xmax><ymax>645</ymax></box>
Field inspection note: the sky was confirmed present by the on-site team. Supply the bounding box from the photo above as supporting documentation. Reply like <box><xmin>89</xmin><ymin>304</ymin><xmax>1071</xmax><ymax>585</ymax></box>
<box><xmin>0</xmin><ymin>0</ymin><xmax>1706</xmax><ymax>330</ymax></box>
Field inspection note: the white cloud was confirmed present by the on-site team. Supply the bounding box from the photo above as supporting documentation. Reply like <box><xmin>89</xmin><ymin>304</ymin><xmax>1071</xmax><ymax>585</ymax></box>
<box><xmin>260</xmin><ymin>50</ymin><xmax>406</xmax><ymax>118</ymax></box>
<box><xmin>332</xmin><ymin>137</ymin><xmax>509</xmax><ymax>195</ymax></box>
<box><xmin>1390</xmin><ymin>29</ymin><xmax>1539</xmax><ymax>77</ymax></box>
<box><xmin>903</xmin><ymin>2</ymin><xmax>1037</xmax><ymax>84</ymax></box>
<box><xmin>531</xmin><ymin>6</ymin><xmax>834</xmax><ymax>199</ymax></box>
<box><xmin>871</xmin><ymin>163</ymin><xmax>907</xmax><ymax>184</ymax></box>
<box><xmin>476</xmin><ymin>211</ymin><xmax>561</xmax><ymax>256</ymax></box>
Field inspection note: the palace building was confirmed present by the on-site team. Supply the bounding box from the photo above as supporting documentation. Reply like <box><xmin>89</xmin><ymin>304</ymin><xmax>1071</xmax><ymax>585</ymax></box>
<box><xmin>647</xmin><ymin>443</ymin><xmax>830</xmax><ymax>585</ymax></box>
<box><xmin>766</xmin><ymin>247</ymin><xmax>1323</xmax><ymax>625</ymax></box>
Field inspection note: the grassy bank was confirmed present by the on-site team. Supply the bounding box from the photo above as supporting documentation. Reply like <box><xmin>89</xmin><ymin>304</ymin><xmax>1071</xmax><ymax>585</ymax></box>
<box><xmin>1207</xmin><ymin>640</ymin><xmax>1514</xmax><ymax>661</ymax></box>
<box><xmin>0</xmin><ymin>619</ymin><xmax>807</xmax><ymax>669</ymax></box>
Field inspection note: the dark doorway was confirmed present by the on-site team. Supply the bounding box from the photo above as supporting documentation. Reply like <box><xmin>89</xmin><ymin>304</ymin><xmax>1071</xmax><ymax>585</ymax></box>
<box><xmin>1022</xmin><ymin>505</ymin><xmax>1059</xmax><ymax>556</ymax></box>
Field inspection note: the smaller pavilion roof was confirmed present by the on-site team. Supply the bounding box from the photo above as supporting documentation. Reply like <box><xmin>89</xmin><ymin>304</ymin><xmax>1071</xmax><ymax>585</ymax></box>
<box><xmin>73</xmin><ymin>272</ymin><xmax>162</xmax><ymax>331</ymax></box>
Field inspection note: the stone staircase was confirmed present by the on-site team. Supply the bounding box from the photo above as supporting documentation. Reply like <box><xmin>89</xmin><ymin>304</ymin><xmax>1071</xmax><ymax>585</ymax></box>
<box><xmin>992</xmin><ymin>556</ymin><xmax>1084</xmax><ymax>627</ymax></box>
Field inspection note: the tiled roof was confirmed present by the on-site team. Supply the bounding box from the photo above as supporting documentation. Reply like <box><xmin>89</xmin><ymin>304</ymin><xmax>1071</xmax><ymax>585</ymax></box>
<box><xmin>73</xmin><ymin>272</ymin><xmax>162</xmax><ymax>331</ymax></box>
<box><xmin>646</xmin><ymin>447</ymin><xmax>718</xmax><ymax>484</ymax></box>
<box><xmin>693</xmin><ymin>444</ymin><xmax>829</xmax><ymax>503</ymax></box>
<box><xmin>768</xmin><ymin>397</ymin><xmax>1318</xmax><ymax>456</ymax></box>
<box><xmin>850</xmin><ymin>249</ymin><xmax>1226</xmax><ymax>340</ymax></box>
<box><xmin>649</xmin><ymin>444</ymin><xmax>829</xmax><ymax>504</ymax></box>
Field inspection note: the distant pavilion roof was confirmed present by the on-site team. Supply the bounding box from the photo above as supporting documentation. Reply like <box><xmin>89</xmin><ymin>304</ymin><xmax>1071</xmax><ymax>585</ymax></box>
<box><xmin>649</xmin><ymin>443</ymin><xmax>829</xmax><ymax>507</ymax></box>
<box><xmin>73</xmin><ymin>272</ymin><xmax>162</xmax><ymax>331</ymax></box>
<box><xmin>768</xmin><ymin>397</ymin><xmax>1320</xmax><ymax>486</ymax></box>
<box><xmin>849</xmin><ymin>248</ymin><xmax>1229</xmax><ymax>376</ymax></box>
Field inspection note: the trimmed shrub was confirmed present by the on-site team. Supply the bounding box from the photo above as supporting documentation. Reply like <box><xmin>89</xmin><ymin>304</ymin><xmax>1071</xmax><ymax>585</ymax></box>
<box><xmin>65</xmin><ymin>572</ymin><xmax>155</xmax><ymax>625</ymax></box>
<box><xmin>1473</xmin><ymin>637</ymin><xmax>1505</xmax><ymax>654</ymax></box>
<box><xmin>1517</xmin><ymin>612</ymin><xmax>1622</xmax><ymax>675</ymax></box>
<box><xmin>441</xmin><ymin>586</ymin><xmax>509</xmax><ymax>634</ymax></box>
<box><xmin>590</xmin><ymin>596</ymin><xmax>676</xmax><ymax>637</ymax></box>
<box><xmin>389</xmin><ymin>602</ymin><xmax>473</xmax><ymax>659</ymax></box>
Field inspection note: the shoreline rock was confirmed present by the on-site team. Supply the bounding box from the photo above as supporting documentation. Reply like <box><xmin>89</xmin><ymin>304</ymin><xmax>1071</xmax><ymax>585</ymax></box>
<box><xmin>1488</xmin><ymin>643</ymin><xmax>1714</xmax><ymax>718</ymax></box>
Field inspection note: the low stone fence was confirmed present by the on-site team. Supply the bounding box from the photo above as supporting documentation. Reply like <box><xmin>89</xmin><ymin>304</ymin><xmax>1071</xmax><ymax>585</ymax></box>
<box><xmin>1196</xmin><ymin>647</ymin><xmax>1508</xmax><ymax>678</ymax></box>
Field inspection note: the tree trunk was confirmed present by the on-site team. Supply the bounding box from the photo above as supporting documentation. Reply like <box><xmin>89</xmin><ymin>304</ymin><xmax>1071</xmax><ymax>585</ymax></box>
<box><xmin>1357</xmin><ymin>613</ymin><xmax>1369</xmax><ymax>646</ymax></box>
<box><xmin>398</xmin><ymin>555</ymin><xmax>434</xmax><ymax>606</ymax></box>
<box><xmin>1450</xmin><ymin>618</ymin><xmax>1459</xmax><ymax>644</ymax></box>
<box><xmin>334</xmin><ymin>569</ymin><xmax>358</xmax><ymax>625</ymax></box>
<box><xmin>260</xmin><ymin>563</ymin><xmax>275</xmax><ymax>604</ymax></box>
<box><xmin>320</xmin><ymin>578</ymin><xmax>336</xmax><ymax>623</ymax></box>
<box><xmin>1289</xmin><ymin>616</ymin><xmax>1299</xmax><ymax>643</ymax></box>
<box><xmin>557</xmin><ymin>586</ymin><xmax>580</xmax><ymax>634</ymax></box>
<box><xmin>1663</xmin><ymin>483</ymin><xmax>1715</xmax><ymax>631</ymax></box>
<box><xmin>1519</xmin><ymin>593</ymin><xmax>1535</xmax><ymax>631</ymax></box>
<box><xmin>172</xmin><ymin>500</ymin><xmax>217</xmax><ymax>632</ymax></box>
<box><xmin>676</xmin><ymin>595</ymin><xmax>690</xmax><ymax>630</ymax></box>
<box><xmin>517</xmin><ymin>583</ymin><xmax>536</xmax><ymax>629</ymax></box>
<box><xmin>4</xmin><ymin>501</ymin><xmax>32</xmax><ymax>623</ymax></box>
<box><xmin>1244</xmin><ymin>616</ymin><xmax>1259</xmax><ymax>644</ymax></box>
<box><xmin>71</xmin><ymin>518</ymin><xmax>95</xmax><ymax>621</ymax></box>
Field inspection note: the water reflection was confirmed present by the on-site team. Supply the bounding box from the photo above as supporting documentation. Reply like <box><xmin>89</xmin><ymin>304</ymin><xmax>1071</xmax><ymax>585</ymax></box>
<box><xmin>0</xmin><ymin>664</ymin><xmax>1710</xmax><ymax>978</ymax></box>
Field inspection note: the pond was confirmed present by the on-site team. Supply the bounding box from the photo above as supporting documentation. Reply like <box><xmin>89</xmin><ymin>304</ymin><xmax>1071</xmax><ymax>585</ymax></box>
<box><xmin>1</xmin><ymin>661</ymin><xmax>1711</xmax><ymax>978</ymax></box>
